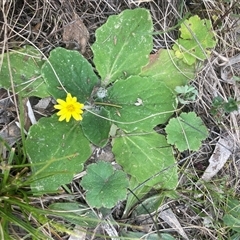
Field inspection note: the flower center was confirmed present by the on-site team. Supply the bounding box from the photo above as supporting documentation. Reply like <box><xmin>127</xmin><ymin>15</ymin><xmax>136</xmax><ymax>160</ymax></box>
<box><xmin>67</xmin><ymin>104</ymin><xmax>75</xmax><ymax>112</ymax></box>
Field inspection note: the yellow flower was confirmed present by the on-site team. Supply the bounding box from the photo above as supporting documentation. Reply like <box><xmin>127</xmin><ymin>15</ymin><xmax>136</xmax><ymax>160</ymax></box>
<box><xmin>54</xmin><ymin>93</ymin><xmax>84</xmax><ymax>122</ymax></box>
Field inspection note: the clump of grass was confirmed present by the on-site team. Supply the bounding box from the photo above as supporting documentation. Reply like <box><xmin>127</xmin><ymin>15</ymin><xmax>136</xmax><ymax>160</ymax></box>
<box><xmin>0</xmin><ymin>141</ymin><xmax>46</xmax><ymax>238</ymax></box>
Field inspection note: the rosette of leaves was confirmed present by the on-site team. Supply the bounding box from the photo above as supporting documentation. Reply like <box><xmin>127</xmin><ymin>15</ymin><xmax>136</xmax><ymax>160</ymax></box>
<box><xmin>24</xmin><ymin>8</ymin><xmax>208</xmax><ymax>198</ymax></box>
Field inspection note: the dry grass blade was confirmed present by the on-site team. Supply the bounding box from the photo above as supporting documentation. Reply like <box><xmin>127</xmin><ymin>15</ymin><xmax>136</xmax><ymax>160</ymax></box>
<box><xmin>159</xmin><ymin>205</ymin><xmax>189</xmax><ymax>240</ymax></box>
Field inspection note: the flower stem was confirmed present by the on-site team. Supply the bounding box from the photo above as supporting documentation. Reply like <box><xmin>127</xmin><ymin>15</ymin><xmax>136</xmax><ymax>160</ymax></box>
<box><xmin>94</xmin><ymin>101</ymin><xmax>122</xmax><ymax>108</ymax></box>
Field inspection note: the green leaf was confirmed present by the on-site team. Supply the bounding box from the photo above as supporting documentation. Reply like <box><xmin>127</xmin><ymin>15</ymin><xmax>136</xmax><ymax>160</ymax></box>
<box><xmin>175</xmin><ymin>85</ymin><xmax>198</xmax><ymax>104</ymax></box>
<box><xmin>0</xmin><ymin>46</ymin><xmax>48</xmax><ymax>97</ymax></box>
<box><xmin>223</xmin><ymin>97</ymin><xmax>238</xmax><ymax>113</ymax></box>
<box><xmin>225</xmin><ymin>198</ymin><xmax>240</xmax><ymax>219</ymax></box>
<box><xmin>223</xmin><ymin>214</ymin><xmax>240</xmax><ymax>233</ymax></box>
<box><xmin>41</xmin><ymin>47</ymin><xmax>99</xmax><ymax>102</ymax></box>
<box><xmin>133</xmin><ymin>191</ymin><xmax>178</xmax><ymax>216</ymax></box>
<box><xmin>165</xmin><ymin>112</ymin><xmax>208</xmax><ymax>152</ymax></box>
<box><xmin>26</xmin><ymin>115</ymin><xmax>92</xmax><ymax>192</ymax></box>
<box><xmin>172</xmin><ymin>15</ymin><xmax>217</xmax><ymax>65</ymax></box>
<box><xmin>81</xmin><ymin>107</ymin><xmax>111</xmax><ymax>147</ymax></box>
<box><xmin>106</xmin><ymin>76</ymin><xmax>177</xmax><ymax>132</ymax></box>
<box><xmin>123</xmin><ymin>176</ymin><xmax>152</xmax><ymax>217</ymax></box>
<box><xmin>81</xmin><ymin>161</ymin><xmax>129</xmax><ymax>208</ymax></box>
<box><xmin>92</xmin><ymin>8</ymin><xmax>153</xmax><ymax>85</ymax></box>
<box><xmin>141</xmin><ymin>49</ymin><xmax>195</xmax><ymax>90</ymax></box>
<box><xmin>210</xmin><ymin>96</ymin><xmax>224</xmax><ymax>115</ymax></box>
<box><xmin>49</xmin><ymin>202</ymin><xmax>99</xmax><ymax>227</ymax></box>
<box><xmin>112</xmin><ymin>132</ymin><xmax>177</xmax><ymax>189</ymax></box>
<box><xmin>212</xmin><ymin>96</ymin><xmax>224</xmax><ymax>107</ymax></box>
<box><xmin>230</xmin><ymin>233</ymin><xmax>240</xmax><ymax>240</ymax></box>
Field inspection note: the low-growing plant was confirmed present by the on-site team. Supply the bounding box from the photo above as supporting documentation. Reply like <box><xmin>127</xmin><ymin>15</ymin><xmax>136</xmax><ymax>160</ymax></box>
<box><xmin>223</xmin><ymin>197</ymin><xmax>240</xmax><ymax>239</ymax></box>
<box><xmin>211</xmin><ymin>96</ymin><xmax>239</xmax><ymax>116</ymax></box>
<box><xmin>0</xmin><ymin>8</ymin><xmax>218</xmax><ymax>238</ymax></box>
<box><xmin>175</xmin><ymin>84</ymin><xmax>198</xmax><ymax>104</ymax></box>
<box><xmin>0</xmin><ymin>139</ymin><xmax>65</xmax><ymax>239</ymax></box>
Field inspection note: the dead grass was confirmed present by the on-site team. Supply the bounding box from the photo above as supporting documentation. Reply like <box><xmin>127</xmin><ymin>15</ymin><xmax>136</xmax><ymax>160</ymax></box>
<box><xmin>0</xmin><ymin>0</ymin><xmax>240</xmax><ymax>239</ymax></box>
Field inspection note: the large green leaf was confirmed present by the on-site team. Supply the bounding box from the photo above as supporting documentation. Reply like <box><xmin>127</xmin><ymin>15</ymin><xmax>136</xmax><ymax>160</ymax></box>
<box><xmin>165</xmin><ymin>112</ymin><xmax>208</xmax><ymax>152</ymax></box>
<box><xmin>112</xmin><ymin>132</ymin><xmax>178</xmax><ymax>189</ymax></box>
<box><xmin>26</xmin><ymin>115</ymin><xmax>92</xmax><ymax>192</ymax></box>
<box><xmin>106</xmin><ymin>76</ymin><xmax>176</xmax><ymax>132</ymax></box>
<box><xmin>92</xmin><ymin>8</ymin><xmax>153</xmax><ymax>85</ymax></box>
<box><xmin>41</xmin><ymin>47</ymin><xmax>99</xmax><ymax>102</ymax></box>
<box><xmin>81</xmin><ymin>161</ymin><xmax>129</xmax><ymax>208</ymax></box>
<box><xmin>81</xmin><ymin>107</ymin><xmax>111</xmax><ymax>147</ymax></box>
<box><xmin>141</xmin><ymin>49</ymin><xmax>195</xmax><ymax>90</ymax></box>
<box><xmin>0</xmin><ymin>45</ymin><xmax>47</xmax><ymax>97</ymax></box>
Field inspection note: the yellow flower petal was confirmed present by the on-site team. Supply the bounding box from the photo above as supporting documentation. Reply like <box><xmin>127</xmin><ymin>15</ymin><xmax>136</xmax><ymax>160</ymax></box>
<box><xmin>54</xmin><ymin>93</ymin><xmax>84</xmax><ymax>122</ymax></box>
<box><xmin>75</xmin><ymin>102</ymin><xmax>84</xmax><ymax>108</ymax></box>
<box><xmin>66</xmin><ymin>93</ymin><xmax>72</xmax><ymax>101</ymax></box>
<box><xmin>54</xmin><ymin>104</ymin><xmax>63</xmax><ymax>110</ymax></box>
<box><xmin>73</xmin><ymin>108</ymin><xmax>83</xmax><ymax>114</ymax></box>
<box><xmin>72</xmin><ymin>112</ymin><xmax>81</xmax><ymax>121</ymax></box>
<box><xmin>59</xmin><ymin>114</ymin><xmax>66</xmax><ymax>121</ymax></box>
<box><xmin>72</xmin><ymin>96</ymin><xmax>77</xmax><ymax>102</ymax></box>
<box><xmin>56</xmin><ymin>99</ymin><xmax>67</xmax><ymax>106</ymax></box>
<box><xmin>65</xmin><ymin>112</ymin><xmax>72</xmax><ymax>122</ymax></box>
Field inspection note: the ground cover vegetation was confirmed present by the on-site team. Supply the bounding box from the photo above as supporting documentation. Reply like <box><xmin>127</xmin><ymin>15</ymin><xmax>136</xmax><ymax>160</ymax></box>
<box><xmin>0</xmin><ymin>0</ymin><xmax>240</xmax><ymax>239</ymax></box>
